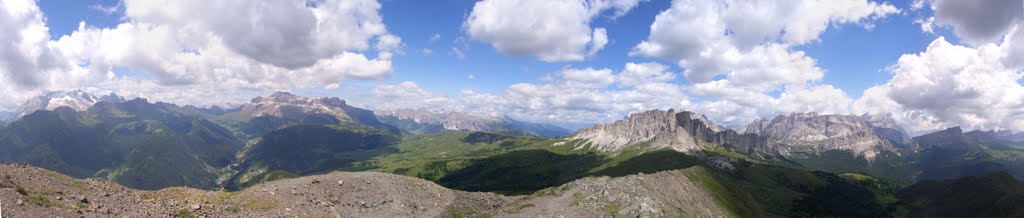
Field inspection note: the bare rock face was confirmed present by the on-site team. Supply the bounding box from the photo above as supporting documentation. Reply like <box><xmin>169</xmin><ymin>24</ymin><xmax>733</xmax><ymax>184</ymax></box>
<box><xmin>515</xmin><ymin>167</ymin><xmax>729</xmax><ymax>217</ymax></box>
<box><xmin>568</xmin><ymin>109</ymin><xmax>782</xmax><ymax>155</ymax></box>
<box><xmin>239</xmin><ymin>92</ymin><xmax>386</xmax><ymax>128</ymax></box>
<box><xmin>912</xmin><ymin>126</ymin><xmax>967</xmax><ymax>151</ymax></box>
<box><xmin>743</xmin><ymin>112</ymin><xmax>895</xmax><ymax>159</ymax></box>
<box><xmin>861</xmin><ymin>113</ymin><xmax>912</xmax><ymax>148</ymax></box>
<box><xmin>570</xmin><ymin>109</ymin><xmax>702</xmax><ymax>152</ymax></box>
<box><xmin>12</xmin><ymin>90</ymin><xmax>125</xmax><ymax>119</ymax></box>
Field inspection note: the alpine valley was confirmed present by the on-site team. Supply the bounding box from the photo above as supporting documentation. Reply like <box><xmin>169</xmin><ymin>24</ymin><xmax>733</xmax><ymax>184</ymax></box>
<box><xmin>2</xmin><ymin>91</ymin><xmax>1023</xmax><ymax>217</ymax></box>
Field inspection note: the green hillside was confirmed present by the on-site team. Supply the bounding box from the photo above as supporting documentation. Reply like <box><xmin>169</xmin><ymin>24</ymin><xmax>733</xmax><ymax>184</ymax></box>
<box><xmin>0</xmin><ymin>100</ymin><xmax>243</xmax><ymax>190</ymax></box>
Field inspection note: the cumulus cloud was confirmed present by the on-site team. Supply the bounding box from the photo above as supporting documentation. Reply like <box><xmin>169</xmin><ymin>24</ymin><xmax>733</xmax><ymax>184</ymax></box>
<box><xmin>931</xmin><ymin>0</ymin><xmax>1023</xmax><ymax>45</ymax></box>
<box><xmin>366</xmin><ymin>81</ymin><xmax>454</xmax><ymax>109</ymax></box>
<box><xmin>631</xmin><ymin>0</ymin><xmax>896</xmax><ymax>84</ymax></box>
<box><xmin>777</xmin><ymin>85</ymin><xmax>853</xmax><ymax>115</ymax></box>
<box><xmin>616</xmin><ymin>62</ymin><xmax>676</xmax><ymax>87</ymax></box>
<box><xmin>0</xmin><ymin>0</ymin><xmax>397</xmax><ymax>109</ymax></box>
<box><xmin>851</xmin><ymin>0</ymin><xmax>1024</xmax><ymax>134</ymax></box>
<box><xmin>560</xmin><ymin>67</ymin><xmax>616</xmax><ymax>89</ymax></box>
<box><xmin>364</xmin><ymin>62</ymin><xmax>688</xmax><ymax>126</ymax></box>
<box><xmin>626</xmin><ymin>0</ymin><xmax>897</xmax><ymax>126</ymax></box>
<box><xmin>854</xmin><ymin>37</ymin><xmax>1024</xmax><ymax>133</ymax></box>
<box><xmin>0</xmin><ymin>0</ymin><xmax>112</xmax><ymax>108</ymax></box>
<box><xmin>463</xmin><ymin>0</ymin><xmax>641</xmax><ymax>62</ymax></box>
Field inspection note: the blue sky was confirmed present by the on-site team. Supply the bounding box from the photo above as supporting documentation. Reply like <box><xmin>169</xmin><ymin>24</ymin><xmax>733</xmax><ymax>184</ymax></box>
<box><xmin>5</xmin><ymin>0</ymin><xmax>1024</xmax><ymax>133</ymax></box>
<box><xmin>35</xmin><ymin>0</ymin><xmax>927</xmax><ymax>97</ymax></box>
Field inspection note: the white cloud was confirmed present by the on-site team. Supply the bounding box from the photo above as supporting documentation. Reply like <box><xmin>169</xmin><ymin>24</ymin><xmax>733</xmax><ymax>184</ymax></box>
<box><xmin>631</xmin><ymin>0</ymin><xmax>896</xmax><ymax>84</ymax></box>
<box><xmin>429</xmin><ymin>33</ymin><xmax>441</xmax><ymax>43</ymax></box>
<box><xmin>0</xmin><ymin>0</ymin><xmax>396</xmax><ymax>109</ymax></box>
<box><xmin>587</xmin><ymin>28</ymin><xmax>608</xmax><ymax>56</ymax></box>
<box><xmin>364</xmin><ymin>62</ymin><xmax>687</xmax><ymax>126</ymax></box>
<box><xmin>854</xmin><ymin>37</ymin><xmax>1024</xmax><ymax>133</ymax></box>
<box><xmin>450</xmin><ymin>47</ymin><xmax>465</xmax><ymax>59</ymax></box>
<box><xmin>376</xmin><ymin>34</ymin><xmax>403</xmax><ymax>59</ymax></box>
<box><xmin>560</xmin><ymin>67</ymin><xmax>615</xmax><ymax>89</ymax></box>
<box><xmin>467</xmin><ymin>74</ymin><xmax>476</xmax><ymax>80</ymax></box>
<box><xmin>366</xmin><ymin>81</ymin><xmax>454</xmax><ymax>109</ymax></box>
<box><xmin>851</xmin><ymin>0</ymin><xmax>1024</xmax><ymax>134</ymax></box>
<box><xmin>777</xmin><ymin>85</ymin><xmax>853</xmax><ymax>115</ymax></box>
<box><xmin>624</xmin><ymin>0</ymin><xmax>897</xmax><ymax>127</ymax></box>
<box><xmin>463</xmin><ymin>0</ymin><xmax>640</xmax><ymax>62</ymax></box>
<box><xmin>421</xmin><ymin>48</ymin><xmax>433</xmax><ymax>56</ymax></box>
<box><xmin>617</xmin><ymin>62</ymin><xmax>676</xmax><ymax>87</ymax></box>
<box><xmin>0</xmin><ymin>0</ymin><xmax>112</xmax><ymax>108</ymax></box>
<box><xmin>89</xmin><ymin>1</ymin><xmax>121</xmax><ymax>15</ymax></box>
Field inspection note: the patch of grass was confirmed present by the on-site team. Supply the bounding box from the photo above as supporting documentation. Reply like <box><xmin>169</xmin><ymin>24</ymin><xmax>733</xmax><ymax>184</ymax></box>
<box><xmin>226</xmin><ymin>206</ymin><xmax>241</xmax><ymax>213</ymax></box>
<box><xmin>75</xmin><ymin>202</ymin><xmax>88</xmax><ymax>209</ymax></box>
<box><xmin>839</xmin><ymin>172</ymin><xmax>875</xmax><ymax>182</ymax></box>
<box><xmin>15</xmin><ymin>184</ymin><xmax>28</xmax><ymax>196</ymax></box>
<box><xmin>27</xmin><ymin>194</ymin><xmax>58</xmax><ymax>207</ymax></box>
<box><xmin>683</xmin><ymin>167</ymin><xmax>761</xmax><ymax>217</ymax></box>
<box><xmin>507</xmin><ymin>203</ymin><xmax>535</xmax><ymax>213</ymax></box>
<box><xmin>602</xmin><ymin>202</ymin><xmax>624</xmax><ymax>218</ymax></box>
<box><xmin>239</xmin><ymin>195</ymin><xmax>277</xmax><ymax>211</ymax></box>
<box><xmin>176</xmin><ymin>209</ymin><xmax>196</xmax><ymax>218</ymax></box>
<box><xmin>446</xmin><ymin>206</ymin><xmax>489</xmax><ymax>218</ymax></box>
<box><xmin>447</xmin><ymin>207</ymin><xmax>464</xmax><ymax>218</ymax></box>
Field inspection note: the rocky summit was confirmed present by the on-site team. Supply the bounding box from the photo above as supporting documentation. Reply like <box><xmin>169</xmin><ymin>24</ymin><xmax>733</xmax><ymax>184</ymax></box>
<box><xmin>570</xmin><ymin>109</ymin><xmax>710</xmax><ymax>152</ymax></box>
<box><xmin>242</xmin><ymin>92</ymin><xmax>367</xmax><ymax>122</ymax></box>
<box><xmin>236</xmin><ymin>91</ymin><xmax>390</xmax><ymax>130</ymax></box>
<box><xmin>568</xmin><ymin>109</ymin><xmax>781</xmax><ymax>155</ymax></box>
<box><xmin>11</xmin><ymin>90</ymin><xmax>124</xmax><ymax>119</ymax></box>
<box><xmin>743</xmin><ymin>112</ymin><xmax>899</xmax><ymax>159</ymax></box>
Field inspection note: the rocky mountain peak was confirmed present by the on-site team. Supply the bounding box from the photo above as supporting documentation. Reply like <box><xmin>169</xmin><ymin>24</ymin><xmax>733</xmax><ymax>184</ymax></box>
<box><xmin>238</xmin><ymin>92</ymin><xmax>393</xmax><ymax>132</ymax></box>
<box><xmin>860</xmin><ymin>113</ymin><xmax>912</xmax><ymax>148</ymax></box>
<box><xmin>12</xmin><ymin>90</ymin><xmax>126</xmax><ymax>119</ymax></box>
<box><xmin>860</xmin><ymin>113</ymin><xmax>899</xmax><ymax>129</ymax></box>
<box><xmin>743</xmin><ymin>112</ymin><xmax>894</xmax><ymax>159</ymax></box>
<box><xmin>912</xmin><ymin>126</ymin><xmax>964</xmax><ymax>150</ymax></box>
<box><xmin>569</xmin><ymin>109</ymin><xmax>720</xmax><ymax>152</ymax></box>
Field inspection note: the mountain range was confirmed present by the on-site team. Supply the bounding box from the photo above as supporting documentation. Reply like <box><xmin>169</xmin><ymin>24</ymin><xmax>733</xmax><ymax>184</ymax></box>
<box><xmin>1</xmin><ymin>90</ymin><xmax>1023</xmax><ymax>217</ymax></box>
<box><xmin>375</xmin><ymin>108</ymin><xmax>571</xmax><ymax>137</ymax></box>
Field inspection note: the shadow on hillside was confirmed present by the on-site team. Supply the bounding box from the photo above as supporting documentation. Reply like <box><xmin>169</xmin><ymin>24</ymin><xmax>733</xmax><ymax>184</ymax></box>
<box><xmin>435</xmin><ymin>149</ymin><xmax>702</xmax><ymax>195</ymax></box>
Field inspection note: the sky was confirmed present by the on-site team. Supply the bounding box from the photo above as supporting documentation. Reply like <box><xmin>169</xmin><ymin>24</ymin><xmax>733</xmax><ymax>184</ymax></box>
<box><xmin>1</xmin><ymin>0</ymin><xmax>1023</xmax><ymax>134</ymax></box>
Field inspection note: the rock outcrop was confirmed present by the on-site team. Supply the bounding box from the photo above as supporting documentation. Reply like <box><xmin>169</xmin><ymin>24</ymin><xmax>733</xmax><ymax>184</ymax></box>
<box><xmin>570</xmin><ymin>109</ymin><xmax>704</xmax><ymax>152</ymax></box>
<box><xmin>568</xmin><ymin>109</ymin><xmax>783</xmax><ymax>155</ymax></box>
<box><xmin>743</xmin><ymin>112</ymin><xmax>895</xmax><ymax>159</ymax></box>
<box><xmin>239</xmin><ymin>92</ymin><xmax>390</xmax><ymax>129</ymax></box>
<box><xmin>861</xmin><ymin>113</ymin><xmax>912</xmax><ymax>148</ymax></box>
<box><xmin>912</xmin><ymin>126</ymin><xmax>964</xmax><ymax>150</ymax></box>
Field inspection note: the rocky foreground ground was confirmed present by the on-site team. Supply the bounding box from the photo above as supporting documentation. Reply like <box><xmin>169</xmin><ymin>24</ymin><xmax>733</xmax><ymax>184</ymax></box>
<box><xmin>0</xmin><ymin>164</ymin><xmax>726</xmax><ymax>217</ymax></box>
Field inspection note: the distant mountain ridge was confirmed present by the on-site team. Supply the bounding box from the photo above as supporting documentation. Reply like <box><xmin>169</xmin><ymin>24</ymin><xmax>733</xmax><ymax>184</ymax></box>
<box><xmin>240</xmin><ymin>91</ymin><xmax>389</xmax><ymax>128</ymax></box>
<box><xmin>741</xmin><ymin>112</ymin><xmax>905</xmax><ymax>159</ymax></box>
<box><xmin>0</xmin><ymin>98</ymin><xmax>242</xmax><ymax>190</ymax></box>
<box><xmin>568</xmin><ymin>109</ymin><xmax>785</xmax><ymax>155</ymax></box>
<box><xmin>375</xmin><ymin>108</ymin><xmax>570</xmax><ymax>137</ymax></box>
<box><xmin>11</xmin><ymin>90</ymin><xmax>125</xmax><ymax>119</ymax></box>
